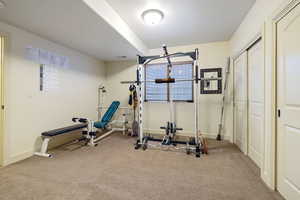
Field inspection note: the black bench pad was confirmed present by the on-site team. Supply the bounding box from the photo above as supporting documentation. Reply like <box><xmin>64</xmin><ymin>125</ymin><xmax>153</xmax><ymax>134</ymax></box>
<box><xmin>42</xmin><ymin>123</ymin><xmax>87</xmax><ymax>137</ymax></box>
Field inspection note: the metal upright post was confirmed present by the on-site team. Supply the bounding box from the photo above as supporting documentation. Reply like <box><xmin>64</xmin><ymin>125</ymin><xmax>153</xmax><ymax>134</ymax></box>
<box><xmin>138</xmin><ymin>64</ymin><xmax>144</xmax><ymax>145</ymax></box>
<box><xmin>194</xmin><ymin>49</ymin><xmax>201</xmax><ymax>157</ymax></box>
<box><xmin>169</xmin><ymin>97</ymin><xmax>174</xmax><ymax>126</ymax></box>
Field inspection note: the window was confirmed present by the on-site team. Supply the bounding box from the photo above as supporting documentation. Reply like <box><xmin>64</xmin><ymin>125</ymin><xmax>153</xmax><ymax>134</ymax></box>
<box><xmin>145</xmin><ymin>62</ymin><xmax>193</xmax><ymax>102</ymax></box>
<box><xmin>40</xmin><ymin>64</ymin><xmax>60</xmax><ymax>92</ymax></box>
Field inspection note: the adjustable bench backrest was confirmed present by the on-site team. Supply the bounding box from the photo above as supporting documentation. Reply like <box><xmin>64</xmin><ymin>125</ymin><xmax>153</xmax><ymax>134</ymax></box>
<box><xmin>94</xmin><ymin>101</ymin><xmax>120</xmax><ymax>129</ymax></box>
<box><xmin>100</xmin><ymin>101</ymin><xmax>120</xmax><ymax>124</ymax></box>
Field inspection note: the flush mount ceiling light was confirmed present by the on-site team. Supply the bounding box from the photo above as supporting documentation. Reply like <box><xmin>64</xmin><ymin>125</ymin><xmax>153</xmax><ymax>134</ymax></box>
<box><xmin>141</xmin><ymin>9</ymin><xmax>164</xmax><ymax>25</ymax></box>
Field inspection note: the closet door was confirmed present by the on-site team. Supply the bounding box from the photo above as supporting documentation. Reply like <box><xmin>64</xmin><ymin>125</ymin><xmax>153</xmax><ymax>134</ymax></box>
<box><xmin>248</xmin><ymin>41</ymin><xmax>264</xmax><ymax>167</ymax></box>
<box><xmin>277</xmin><ymin>3</ymin><xmax>300</xmax><ymax>200</ymax></box>
<box><xmin>234</xmin><ymin>52</ymin><xmax>248</xmax><ymax>154</ymax></box>
<box><xmin>0</xmin><ymin>37</ymin><xmax>3</xmax><ymax>166</ymax></box>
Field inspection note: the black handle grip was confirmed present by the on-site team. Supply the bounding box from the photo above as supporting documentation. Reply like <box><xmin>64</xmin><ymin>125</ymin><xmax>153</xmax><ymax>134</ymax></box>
<box><xmin>72</xmin><ymin>118</ymin><xmax>87</xmax><ymax>123</ymax></box>
<box><xmin>79</xmin><ymin>118</ymin><xmax>87</xmax><ymax>123</ymax></box>
<box><xmin>155</xmin><ymin>78</ymin><xmax>175</xmax><ymax>84</ymax></box>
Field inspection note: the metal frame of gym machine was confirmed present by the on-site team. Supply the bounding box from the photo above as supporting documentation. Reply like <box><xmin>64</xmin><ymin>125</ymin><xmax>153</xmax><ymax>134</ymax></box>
<box><xmin>121</xmin><ymin>46</ymin><xmax>222</xmax><ymax>157</ymax></box>
<box><xmin>124</xmin><ymin>46</ymin><xmax>203</xmax><ymax>157</ymax></box>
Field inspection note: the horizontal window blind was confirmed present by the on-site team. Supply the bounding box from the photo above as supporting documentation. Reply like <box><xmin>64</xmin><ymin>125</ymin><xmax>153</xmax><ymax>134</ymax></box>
<box><xmin>145</xmin><ymin>63</ymin><xmax>167</xmax><ymax>101</ymax></box>
<box><xmin>145</xmin><ymin>62</ymin><xmax>193</xmax><ymax>102</ymax></box>
<box><xmin>170</xmin><ymin>63</ymin><xmax>193</xmax><ymax>101</ymax></box>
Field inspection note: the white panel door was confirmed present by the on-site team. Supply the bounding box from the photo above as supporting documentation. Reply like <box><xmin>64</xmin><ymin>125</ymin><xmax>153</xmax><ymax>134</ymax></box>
<box><xmin>0</xmin><ymin>37</ymin><xmax>3</xmax><ymax>166</ymax></box>
<box><xmin>248</xmin><ymin>41</ymin><xmax>264</xmax><ymax>167</ymax></box>
<box><xmin>234</xmin><ymin>52</ymin><xmax>248</xmax><ymax>154</ymax></box>
<box><xmin>277</xmin><ymin>3</ymin><xmax>300</xmax><ymax>200</ymax></box>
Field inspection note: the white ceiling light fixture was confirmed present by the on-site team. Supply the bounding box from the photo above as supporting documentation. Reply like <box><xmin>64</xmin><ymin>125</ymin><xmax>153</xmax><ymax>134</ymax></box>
<box><xmin>141</xmin><ymin>9</ymin><xmax>164</xmax><ymax>25</ymax></box>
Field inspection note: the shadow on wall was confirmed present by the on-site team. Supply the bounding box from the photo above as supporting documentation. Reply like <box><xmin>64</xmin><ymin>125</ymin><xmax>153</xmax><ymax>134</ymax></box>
<box><xmin>105</xmin><ymin>60</ymin><xmax>136</xmax><ymax>77</ymax></box>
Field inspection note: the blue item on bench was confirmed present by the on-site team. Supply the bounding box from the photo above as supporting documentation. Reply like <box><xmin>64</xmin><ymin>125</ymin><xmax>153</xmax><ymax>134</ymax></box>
<box><xmin>94</xmin><ymin>101</ymin><xmax>120</xmax><ymax>129</ymax></box>
<box><xmin>41</xmin><ymin>124</ymin><xmax>87</xmax><ymax>137</ymax></box>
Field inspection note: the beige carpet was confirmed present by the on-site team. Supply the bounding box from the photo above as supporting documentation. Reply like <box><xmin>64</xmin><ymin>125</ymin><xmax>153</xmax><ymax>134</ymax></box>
<box><xmin>0</xmin><ymin>134</ymin><xmax>284</xmax><ymax>200</ymax></box>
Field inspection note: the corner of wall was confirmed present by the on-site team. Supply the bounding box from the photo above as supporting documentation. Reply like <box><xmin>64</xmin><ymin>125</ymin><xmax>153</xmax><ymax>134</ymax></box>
<box><xmin>3</xmin><ymin>150</ymin><xmax>33</xmax><ymax>166</ymax></box>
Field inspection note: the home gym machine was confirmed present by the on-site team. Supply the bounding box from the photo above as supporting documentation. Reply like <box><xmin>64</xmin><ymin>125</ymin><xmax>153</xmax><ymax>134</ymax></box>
<box><xmin>121</xmin><ymin>45</ymin><xmax>221</xmax><ymax>158</ymax></box>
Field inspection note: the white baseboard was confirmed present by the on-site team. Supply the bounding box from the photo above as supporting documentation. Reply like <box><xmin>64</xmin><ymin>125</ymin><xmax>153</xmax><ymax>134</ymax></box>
<box><xmin>3</xmin><ymin>150</ymin><xmax>33</xmax><ymax>166</ymax></box>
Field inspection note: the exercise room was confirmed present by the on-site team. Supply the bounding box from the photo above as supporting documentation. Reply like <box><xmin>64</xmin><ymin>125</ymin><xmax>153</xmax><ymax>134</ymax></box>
<box><xmin>0</xmin><ymin>0</ymin><xmax>299</xmax><ymax>199</ymax></box>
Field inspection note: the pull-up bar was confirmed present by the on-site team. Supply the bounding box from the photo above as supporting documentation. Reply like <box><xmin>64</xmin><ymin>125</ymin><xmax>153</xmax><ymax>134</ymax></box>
<box><xmin>138</xmin><ymin>51</ymin><xmax>197</xmax><ymax>65</ymax></box>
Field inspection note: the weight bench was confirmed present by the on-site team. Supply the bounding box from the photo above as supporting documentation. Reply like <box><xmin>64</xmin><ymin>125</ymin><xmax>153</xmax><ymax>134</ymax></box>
<box><xmin>86</xmin><ymin>101</ymin><xmax>124</xmax><ymax>146</ymax></box>
<box><xmin>34</xmin><ymin>123</ymin><xmax>87</xmax><ymax>158</ymax></box>
<box><xmin>35</xmin><ymin>101</ymin><xmax>124</xmax><ymax>157</ymax></box>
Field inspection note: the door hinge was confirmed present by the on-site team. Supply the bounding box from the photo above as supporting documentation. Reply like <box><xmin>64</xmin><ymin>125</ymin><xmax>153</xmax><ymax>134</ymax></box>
<box><xmin>278</xmin><ymin>109</ymin><xmax>281</xmax><ymax>118</ymax></box>
<box><xmin>1</xmin><ymin>105</ymin><xmax>4</xmax><ymax>110</ymax></box>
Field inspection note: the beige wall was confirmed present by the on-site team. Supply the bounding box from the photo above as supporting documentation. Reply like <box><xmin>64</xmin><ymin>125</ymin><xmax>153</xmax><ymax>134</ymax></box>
<box><xmin>105</xmin><ymin>41</ymin><xmax>232</xmax><ymax>140</ymax></box>
<box><xmin>0</xmin><ymin>21</ymin><xmax>106</xmax><ymax>165</ymax></box>
<box><xmin>230</xmin><ymin>0</ymin><xmax>286</xmax><ymax>56</ymax></box>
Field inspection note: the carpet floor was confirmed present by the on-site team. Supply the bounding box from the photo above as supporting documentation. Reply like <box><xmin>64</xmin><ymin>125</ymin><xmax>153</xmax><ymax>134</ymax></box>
<box><xmin>0</xmin><ymin>134</ymin><xmax>284</xmax><ymax>200</ymax></box>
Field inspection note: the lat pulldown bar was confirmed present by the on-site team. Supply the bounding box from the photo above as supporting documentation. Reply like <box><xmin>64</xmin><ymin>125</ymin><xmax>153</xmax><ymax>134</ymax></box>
<box><xmin>120</xmin><ymin>77</ymin><xmax>222</xmax><ymax>85</ymax></box>
<box><xmin>137</xmin><ymin>52</ymin><xmax>197</xmax><ymax>65</ymax></box>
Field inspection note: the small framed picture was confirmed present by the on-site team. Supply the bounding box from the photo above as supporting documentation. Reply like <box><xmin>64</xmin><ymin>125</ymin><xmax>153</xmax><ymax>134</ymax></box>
<box><xmin>200</xmin><ymin>68</ymin><xmax>222</xmax><ymax>94</ymax></box>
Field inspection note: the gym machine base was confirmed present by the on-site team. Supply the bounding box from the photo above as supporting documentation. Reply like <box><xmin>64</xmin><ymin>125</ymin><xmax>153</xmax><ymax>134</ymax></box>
<box><xmin>135</xmin><ymin>135</ymin><xmax>207</xmax><ymax>157</ymax></box>
<box><xmin>135</xmin><ymin>120</ymin><xmax>204</xmax><ymax>157</ymax></box>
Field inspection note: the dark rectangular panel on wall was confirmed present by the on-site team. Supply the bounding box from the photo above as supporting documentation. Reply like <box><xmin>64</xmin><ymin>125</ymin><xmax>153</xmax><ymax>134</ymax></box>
<box><xmin>40</xmin><ymin>64</ymin><xmax>44</xmax><ymax>91</ymax></box>
<box><xmin>200</xmin><ymin>68</ymin><xmax>222</xmax><ymax>94</ymax></box>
